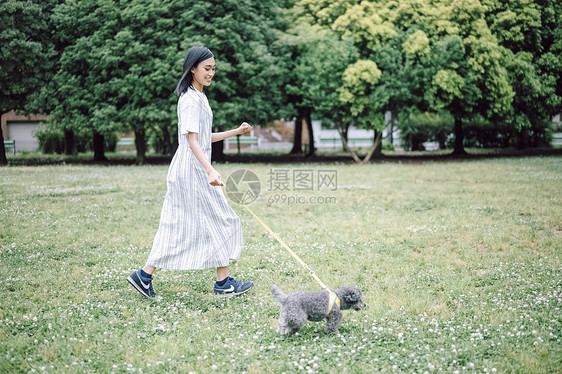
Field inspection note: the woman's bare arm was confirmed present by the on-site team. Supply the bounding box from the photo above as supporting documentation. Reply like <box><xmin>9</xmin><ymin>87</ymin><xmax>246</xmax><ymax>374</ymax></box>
<box><xmin>211</xmin><ymin>122</ymin><xmax>252</xmax><ymax>143</ymax></box>
<box><xmin>188</xmin><ymin>132</ymin><xmax>223</xmax><ymax>186</ymax></box>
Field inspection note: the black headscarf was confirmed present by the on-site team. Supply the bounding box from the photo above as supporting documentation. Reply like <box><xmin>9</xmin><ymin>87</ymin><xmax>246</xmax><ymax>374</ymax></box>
<box><xmin>174</xmin><ymin>46</ymin><xmax>214</xmax><ymax>96</ymax></box>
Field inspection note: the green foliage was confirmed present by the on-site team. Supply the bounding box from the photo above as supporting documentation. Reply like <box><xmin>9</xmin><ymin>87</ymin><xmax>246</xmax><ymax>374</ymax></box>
<box><xmin>430</xmin><ymin>67</ymin><xmax>466</xmax><ymax>108</ymax></box>
<box><xmin>47</xmin><ymin>0</ymin><xmax>120</xmax><ymax>136</ymax></box>
<box><xmin>0</xmin><ymin>0</ymin><xmax>57</xmax><ymax>113</ymax></box>
<box><xmin>332</xmin><ymin>1</ymin><xmax>396</xmax><ymax>51</ymax></box>
<box><xmin>34</xmin><ymin>124</ymin><xmax>65</xmax><ymax>154</ymax></box>
<box><xmin>340</xmin><ymin>60</ymin><xmax>383</xmax><ymax>129</ymax></box>
<box><xmin>482</xmin><ymin>0</ymin><xmax>562</xmax><ymax>146</ymax></box>
<box><xmin>37</xmin><ymin>0</ymin><xmax>285</xmax><ymax>162</ymax></box>
<box><xmin>483</xmin><ymin>0</ymin><xmax>543</xmax><ymax>53</ymax></box>
<box><xmin>189</xmin><ymin>0</ymin><xmax>286</xmax><ymax>127</ymax></box>
<box><xmin>402</xmin><ymin>30</ymin><xmax>431</xmax><ymax>61</ymax></box>
<box><xmin>300</xmin><ymin>0</ymin><xmax>561</xmax><ymax>154</ymax></box>
<box><xmin>6</xmin><ymin>0</ymin><xmax>562</xmax><ymax>159</ymax></box>
<box><xmin>430</xmin><ymin>0</ymin><xmax>514</xmax><ymax>120</ymax></box>
<box><xmin>299</xmin><ymin>0</ymin><xmax>357</xmax><ymax>26</ymax></box>
<box><xmin>0</xmin><ymin>0</ymin><xmax>60</xmax><ymax>164</ymax></box>
<box><xmin>381</xmin><ymin>140</ymin><xmax>395</xmax><ymax>151</ymax></box>
<box><xmin>397</xmin><ymin>111</ymin><xmax>454</xmax><ymax>151</ymax></box>
<box><xmin>277</xmin><ymin>21</ymin><xmax>358</xmax><ymax>124</ymax></box>
<box><xmin>34</xmin><ymin>121</ymin><xmax>117</xmax><ymax>154</ymax></box>
<box><xmin>462</xmin><ymin>117</ymin><xmax>514</xmax><ymax>148</ymax></box>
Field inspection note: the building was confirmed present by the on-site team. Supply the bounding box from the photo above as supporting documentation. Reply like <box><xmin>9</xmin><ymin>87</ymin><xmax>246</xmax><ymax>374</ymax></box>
<box><xmin>1</xmin><ymin>111</ymin><xmax>46</xmax><ymax>152</ymax></box>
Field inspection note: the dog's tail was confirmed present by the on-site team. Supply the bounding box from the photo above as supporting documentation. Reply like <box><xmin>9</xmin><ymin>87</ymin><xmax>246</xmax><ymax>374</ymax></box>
<box><xmin>271</xmin><ymin>285</ymin><xmax>287</xmax><ymax>304</ymax></box>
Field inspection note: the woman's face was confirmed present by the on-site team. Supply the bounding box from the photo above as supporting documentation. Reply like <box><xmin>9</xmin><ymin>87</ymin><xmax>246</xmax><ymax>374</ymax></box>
<box><xmin>191</xmin><ymin>57</ymin><xmax>215</xmax><ymax>88</ymax></box>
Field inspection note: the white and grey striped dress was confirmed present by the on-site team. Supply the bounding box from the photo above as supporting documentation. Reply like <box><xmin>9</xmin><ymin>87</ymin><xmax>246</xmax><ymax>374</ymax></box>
<box><xmin>146</xmin><ymin>86</ymin><xmax>243</xmax><ymax>270</ymax></box>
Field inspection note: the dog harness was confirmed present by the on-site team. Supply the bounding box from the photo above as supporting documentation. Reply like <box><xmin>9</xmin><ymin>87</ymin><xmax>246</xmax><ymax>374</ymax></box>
<box><xmin>327</xmin><ymin>291</ymin><xmax>341</xmax><ymax>315</ymax></box>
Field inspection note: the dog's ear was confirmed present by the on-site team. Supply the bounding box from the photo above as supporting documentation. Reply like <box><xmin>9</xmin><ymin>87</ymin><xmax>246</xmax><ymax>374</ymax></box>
<box><xmin>342</xmin><ymin>287</ymin><xmax>362</xmax><ymax>303</ymax></box>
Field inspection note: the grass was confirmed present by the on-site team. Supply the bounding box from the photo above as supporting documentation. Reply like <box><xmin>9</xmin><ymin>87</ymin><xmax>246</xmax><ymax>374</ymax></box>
<box><xmin>7</xmin><ymin>147</ymin><xmax>562</xmax><ymax>166</ymax></box>
<box><xmin>1</xmin><ymin>157</ymin><xmax>561</xmax><ymax>373</ymax></box>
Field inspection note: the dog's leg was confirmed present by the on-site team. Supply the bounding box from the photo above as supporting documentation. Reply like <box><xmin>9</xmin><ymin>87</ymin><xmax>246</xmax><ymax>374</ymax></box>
<box><xmin>277</xmin><ymin>314</ymin><xmax>291</xmax><ymax>334</ymax></box>
<box><xmin>292</xmin><ymin>311</ymin><xmax>308</xmax><ymax>334</ymax></box>
<box><xmin>326</xmin><ymin>310</ymin><xmax>342</xmax><ymax>334</ymax></box>
<box><xmin>278</xmin><ymin>322</ymin><xmax>299</xmax><ymax>335</ymax></box>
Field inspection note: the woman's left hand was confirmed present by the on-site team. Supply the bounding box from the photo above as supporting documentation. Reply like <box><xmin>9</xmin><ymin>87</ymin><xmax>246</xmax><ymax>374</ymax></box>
<box><xmin>238</xmin><ymin>122</ymin><xmax>252</xmax><ymax>135</ymax></box>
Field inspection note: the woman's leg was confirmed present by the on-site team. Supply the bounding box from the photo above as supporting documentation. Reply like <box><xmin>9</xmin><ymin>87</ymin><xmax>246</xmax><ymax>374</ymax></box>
<box><xmin>217</xmin><ymin>266</ymin><xmax>228</xmax><ymax>281</ymax></box>
<box><xmin>128</xmin><ymin>266</ymin><xmax>156</xmax><ymax>298</ymax></box>
<box><xmin>213</xmin><ymin>266</ymin><xmax>253</xmax><ymax>296</ymax></box>
<box><xmin>143</xmin><ymin>265</ymin><xmax>156</xmax><ymax>275</ymax></box>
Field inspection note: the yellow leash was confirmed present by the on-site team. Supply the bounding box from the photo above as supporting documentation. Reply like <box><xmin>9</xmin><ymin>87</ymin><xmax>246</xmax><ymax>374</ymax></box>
<box><xmin>222</xmin><ymin>183</ymin><xmax>340</xmax><ymax>313</ymax></box>
<box><xmin>240</xmin><ymin>204</ymin><xmax>329</xmax><ymax>289</ymax></box>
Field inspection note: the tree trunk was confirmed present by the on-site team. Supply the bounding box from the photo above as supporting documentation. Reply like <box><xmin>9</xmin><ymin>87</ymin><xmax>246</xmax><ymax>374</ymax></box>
<box><xmin>93</xmin><ymin>131</ymin><xmax>107</xmax><ymax>161</ymax></box>
<box><xmin>361</xmin><ymin>131</ymin><xmax>383</xmax><ymax>164</ymax></box>
<box><xmin>339</xmin><ymin>130</ymin><xmax>383</xmax><ymax>164</ymax></box>
<box><xmin>64</xmin><ymin>129</ymin><xmax>77</xmax><ymax>156</ymax></box>
<box><xmin>389</xmin><ymin>112</ymin><xmax>394</xmax><ymax>145</ymax></box>
<box><xmin>452</xmin><ymin>115</ymin><xmax>467</xmax><ymax>155</ymax></box>
<box><xmin>0</xmin><ymin>112</ymin><xmax>7</xmax><ymax>166</ymax></box>
<box><xmin>134</xmin><ymin>128</ymin><xmax>147</xmax><ymax>165</ymax></box>
<box><xmin>339</xmin><ymin>131</ymin><xmax>362</xmax><ymax>163</ymax></box>
<box><xmin>290</xmin><ymin>110</ymin><xmax>304</xmax><ymax>155</ymax></box>
<box><xmin>212</xmin><ymin>139</ymin><xmax>225</xmax><ymax>162</ymax></box>
<box><xmin>171</xmin><ymin>126</ymin><xmax>179</xmax><ymax>155</ymax></box>
<box><xmin>305</xmin><ymin>108</ymin><xmax>315</xmax><ymax>157</ymax></box>
<box><xmin>161</xmin><ymin>124</ymin><xmax>172</xmax><ymax>156</ymax></box>
<box><xmin>517</xmin><ymin>127</ymin><xmax>528</xmax><ymax>149</ymax></box>
<box><xmin>373</xmin><ymin>130</ymin><xmax>382</xmax><ymax>155</ymax></box>
<box><xmin>342</xmin><ymin>123</ymin><xmax>350</xmax><ymax>148</ymax></box>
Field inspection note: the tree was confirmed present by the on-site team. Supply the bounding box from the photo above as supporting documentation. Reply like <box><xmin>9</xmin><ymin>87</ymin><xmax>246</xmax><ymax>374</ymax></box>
<box><xmin>300</xmin><ymin>32</ymin><xmax>358</xmax><ymax>152</ymax></box>
<box><xmin>372</xmin><ymin>30</ymin><xmax>435</xmax><ymax>150</ymax></box>
<box><xmin>186</xmin><ymin>0</ymin><xmax>287</xmax><ymax>160</ymax></box>
<box><xmin>338</xmin><ymin>59</ymin><xmax>385</xmax><ymax>163</ymax></box>
<box><xmin>300</xmin><ymin>0</ymin><xmax>517</xmax><ymax>155</ymax></box>
<box><xmin>294</xmin><ymin>1</ymin><xmax>392</xmax><ymax>159</ymax></box>
<box><xmin>299</xmin><ymin>0</ymin><xmax>420</xmax><ymax>159</ymax></box>
<box><xmin>42</xmin><ymin>0</ymin><xmax>286</xmax><ymax>164</ymax></box>
<box><xmin>426</xmin><ymin>0</ymin><xmax>513</xmax><ymax>154</ymax></box>
<box><xmin>0</xmin><ymin>0</ymin><xmax>57</xmax><ymax>165</ymax></box>
<box><xmin>95</xmin><ymin>0</ymin><xmax>181</xmax><ymax>164</ymax></box>
<box><xmin>482</xmin><ymin>0</ymin><xmax>562</xmax><ymax>147</ymax></box>
<box><xmin>44</xmin><ymin>0</ymin><xmax>122</xmax><ymax>162</ymax></box>
<box><xmin>274</xmin><ymin>11</ymin><xmax>317</xmax><ymax>156</ymax></box>
<box><xmin>277</xmin><ymin>18</ymin><xmax>358</xmax><ymax>156</ymax></box>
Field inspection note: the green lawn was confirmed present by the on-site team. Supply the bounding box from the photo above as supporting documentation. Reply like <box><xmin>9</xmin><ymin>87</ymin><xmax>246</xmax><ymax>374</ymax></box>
<box><xmin>1</xmin><ymin>157</ymin><xmax>561</xmax><ymax>373</ymax></box>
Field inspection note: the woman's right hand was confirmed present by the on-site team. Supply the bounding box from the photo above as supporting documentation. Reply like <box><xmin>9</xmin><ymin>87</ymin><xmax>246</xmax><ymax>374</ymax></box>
<box><xmin>208</xmin><ymin>168</ymin><xmax>224</xmax><ymax>186</ymax></box>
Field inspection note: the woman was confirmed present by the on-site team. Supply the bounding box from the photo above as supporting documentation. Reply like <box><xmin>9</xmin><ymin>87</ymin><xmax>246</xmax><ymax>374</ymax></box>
<box><xmin>127</xmin><ymin>46</ymin><xmax>254</xmax><ymax>298</ymax></box>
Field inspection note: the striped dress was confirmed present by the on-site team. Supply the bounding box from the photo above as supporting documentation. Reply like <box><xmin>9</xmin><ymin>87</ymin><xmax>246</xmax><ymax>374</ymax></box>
<box><xmin>146</xmin><ymin>86</ymin><xmax>243</xmax><ymax>270</ymax></box>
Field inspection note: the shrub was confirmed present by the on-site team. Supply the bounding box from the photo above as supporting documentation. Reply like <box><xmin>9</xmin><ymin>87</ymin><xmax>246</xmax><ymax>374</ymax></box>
<box><xmin>397</xmin><ymin>111</ymin><xmax>453</xmax><ymax>151</ymax></box>
<box><xmin>462</xmin><ymin>117</ymin><xmax>513</xmax><ymax>148</ymax></box>
<box><xmin>35</xmin><ymin>120</ymin><xmax>117</xmax><ymax>154</ymax></box>
<box><xmin>35</xmin><ymin>123</ymin><xmax>65</xmax><ymax>154</ymax></box>
<box><xmin>382</xmin><ymin>140</ymin><xmax>395</xmax><ymax>151</ymax></box>
<box><xmin>104</xmin><ymin>132</ymin><xmax>118</xmax><ymax>152</ymax></box>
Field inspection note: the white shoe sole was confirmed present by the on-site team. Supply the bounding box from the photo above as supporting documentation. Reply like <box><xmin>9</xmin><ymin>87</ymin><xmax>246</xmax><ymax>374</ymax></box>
<box><xmin>214</xmin><ymin>285</ymin><xmax>253</xmax><ymax>298</ymax></box>
<box><xmin>127</xmin><ymin>275</ymin><xmax>152</xmax><ymax>298</ymax></box>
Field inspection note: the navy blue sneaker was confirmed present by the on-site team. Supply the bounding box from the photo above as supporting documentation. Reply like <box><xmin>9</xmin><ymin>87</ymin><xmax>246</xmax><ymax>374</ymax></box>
<box><xmin>214</xmin><ymin>277</ymin><xmax>254</xmax><ymax>297</ymax></box>
<box><xmin>127</xmin><ymin>269</ymin><xmax>156</xmax><ymax>298</ymax></box>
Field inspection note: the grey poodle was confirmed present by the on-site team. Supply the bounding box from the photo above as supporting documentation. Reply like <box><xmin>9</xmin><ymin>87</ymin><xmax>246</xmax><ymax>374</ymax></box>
<box><xmin>271</xmin><ymin>285</ymin><xmax>366</xmax><ymax>334</ymax></box>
